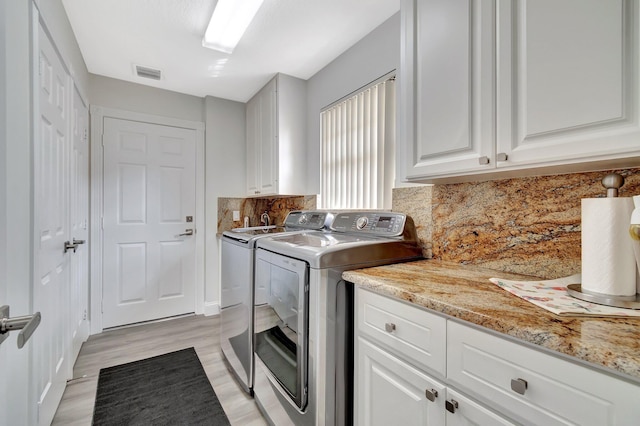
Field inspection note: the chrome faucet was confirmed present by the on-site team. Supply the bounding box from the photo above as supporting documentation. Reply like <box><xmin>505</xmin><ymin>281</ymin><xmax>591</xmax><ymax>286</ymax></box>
<box><xmin>261</xmin><ymin>211</ymin><xmax>270</xmax><ymax>226</ymax></box>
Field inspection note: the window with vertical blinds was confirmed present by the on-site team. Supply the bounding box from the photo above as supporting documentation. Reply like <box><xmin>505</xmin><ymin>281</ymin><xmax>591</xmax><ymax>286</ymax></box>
<box><xmin>319</xmin><ymin>76</ymin><xmax>396</xmax><ymax>209</ymax></box>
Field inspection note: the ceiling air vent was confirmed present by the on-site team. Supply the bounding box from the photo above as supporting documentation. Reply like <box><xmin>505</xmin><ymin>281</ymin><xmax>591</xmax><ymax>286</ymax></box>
<box><xmin>135</xmin><ymin>65</ymin><xmax>162</xmax><ymax>80</ymax></box>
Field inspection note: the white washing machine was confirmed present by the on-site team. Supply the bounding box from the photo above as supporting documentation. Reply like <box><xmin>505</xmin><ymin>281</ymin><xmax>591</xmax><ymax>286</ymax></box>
<box><xmin>252</xmin><ymin>211</ymin><xmax>422</xmax><ymax>425</ymax></box>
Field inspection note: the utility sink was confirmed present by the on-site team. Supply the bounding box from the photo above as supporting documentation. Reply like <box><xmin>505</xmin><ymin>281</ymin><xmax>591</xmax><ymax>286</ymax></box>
<box><xmin>230</xmin><ymin>225</ymin><xmax>277</xmax><ymax>232</ymax></box>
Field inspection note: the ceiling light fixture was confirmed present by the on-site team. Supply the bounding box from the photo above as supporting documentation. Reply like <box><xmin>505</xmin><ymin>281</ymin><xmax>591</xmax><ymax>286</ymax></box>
<box><xmin>202</xmin><ymin>0</ymin><xmax>264</xmax><ymax>54</ymax></box>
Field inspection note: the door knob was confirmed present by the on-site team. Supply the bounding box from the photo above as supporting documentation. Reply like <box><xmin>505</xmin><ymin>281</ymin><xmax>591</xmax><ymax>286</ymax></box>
<box><xmin>178</xmin><ymin>229</ymin><xmax>194</xmax><ymax>236</ymax></box>
<box><xmin>0</xmin><ymin>305</ymin><xmax>42</xmax><ymax>349</ymax></box>
<box><xmin>73</xmin><ymin>238</ymin><xmax>86</xmax><ymax>245</ymax></box>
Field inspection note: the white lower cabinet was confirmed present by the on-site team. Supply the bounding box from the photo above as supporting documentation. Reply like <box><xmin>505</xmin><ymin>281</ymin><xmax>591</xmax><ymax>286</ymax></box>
<box><xmin>355</xmin><ymin>288</ymin><xmax>514</xmax><ymax>425</ymax></box>
<box><xmin>356</xmin><ymin>336</ymin><xmax>513</xmax><ymax>426</ymax></box>
<box><xmin>447</xmin><ymin>321</ymin><xmax>640</xmax><ymax>426</ymax></box>
<box><xmin>357</xmin><ymin>336</ymin><xmax>446</xmax><ymax>426</ymax></box>
<box><xmin>355</xmin><ymin>288</ymin><xmax>640</xmax><ymax>425</ymax></box>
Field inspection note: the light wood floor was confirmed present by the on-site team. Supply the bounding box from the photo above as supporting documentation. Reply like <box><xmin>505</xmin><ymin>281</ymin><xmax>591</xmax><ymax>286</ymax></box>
<box><xmin>51</xmin><ymin>314</ymin><xmax>267</xmax><ymax>426</ymax></box>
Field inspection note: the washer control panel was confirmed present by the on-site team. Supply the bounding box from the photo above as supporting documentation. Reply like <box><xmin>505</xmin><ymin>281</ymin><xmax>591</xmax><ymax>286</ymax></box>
<box><xmin>284</xmin><ymin>211</ymin><xmax>333</xmax><ymax>229</ymax></box>
<box><xmin>330</xmin><ymin>212</ymin><xmax>407</xmax><ymax>237</ymax></box>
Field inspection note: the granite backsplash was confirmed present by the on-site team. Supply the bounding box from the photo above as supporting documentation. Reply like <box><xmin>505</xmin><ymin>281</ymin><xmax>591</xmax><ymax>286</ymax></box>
<box><xmin>217</xmin><ymin>195</ymin><xmax>316</xmax><ymax>233</ymax></box>
<box><xmin>393</xmin><ymin>168</ymin><xmax>640</xmax><ymax>279</ymax></box>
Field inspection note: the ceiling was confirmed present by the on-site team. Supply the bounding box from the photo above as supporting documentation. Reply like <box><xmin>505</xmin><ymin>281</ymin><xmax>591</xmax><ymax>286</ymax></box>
<box><xmin>62</xmin><ymin>0</ymin><xmax>401</xmax><ymax>103</ymax></box>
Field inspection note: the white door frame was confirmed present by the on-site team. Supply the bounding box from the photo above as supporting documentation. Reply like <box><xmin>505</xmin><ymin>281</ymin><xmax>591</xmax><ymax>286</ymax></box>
<box><xmin>90</xmin><ymin>106</ymin><xmax>205</xmax><ymax>334</ymax></box>
<box><xmin>1</xmin><ymin>0</ymin><xmax>34</xmax><ymax>423</ymax></box>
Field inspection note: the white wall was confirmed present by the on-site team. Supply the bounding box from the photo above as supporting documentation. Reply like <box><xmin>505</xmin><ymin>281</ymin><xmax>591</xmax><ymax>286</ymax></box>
<box><xmin>204</xmin><ymin>95</ymin><xmax>246</xmax><ymax>314</ymax></box>
<box><xmin>305</xmin><ymin>13</ymin><xmax>400</xmax><ymax>194</ymax></box>
<box><xmin>89</xmin><ymin>74</ymin><xmax>205</xmax><ymax>122</ymax></box>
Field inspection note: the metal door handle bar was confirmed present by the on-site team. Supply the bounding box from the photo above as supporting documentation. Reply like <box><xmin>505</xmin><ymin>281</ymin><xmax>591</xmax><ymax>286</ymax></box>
<box><xmin>178</xmin><ymin>229</ymin><xmax>194</xmax><ymax>236</ymax></box>
<box><xmin>73</xmin><ymin>238</ymin><xmax>86</xmax><ymax>244</ymax></box>
<box><xmin>0</xmin><ymin>305</ymin><xmax>42</xmax><ymax>349</ymax></box>
<box><xmin>64</xmin><ymin>240</ymin><xmax>78</xmax><ymax>253</ymax></box>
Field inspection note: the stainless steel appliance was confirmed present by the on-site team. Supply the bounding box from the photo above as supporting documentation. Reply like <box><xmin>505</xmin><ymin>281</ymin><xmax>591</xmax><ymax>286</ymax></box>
<box><xmin>220</xmin><ymin>211</ymin><xmax>334</xmax><ymax>395</ymax></box>
<box><xmin>252</xmin><ymin>212</ymin><xmax>422</xmax><ymax>425</ymax></box>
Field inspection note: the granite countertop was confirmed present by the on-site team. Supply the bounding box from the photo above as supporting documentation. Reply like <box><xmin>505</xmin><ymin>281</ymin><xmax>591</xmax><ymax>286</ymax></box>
<box><xmin>343</xmin><ymin>259</ymin><xmax>640</xmax><ymax>383</ymax></box>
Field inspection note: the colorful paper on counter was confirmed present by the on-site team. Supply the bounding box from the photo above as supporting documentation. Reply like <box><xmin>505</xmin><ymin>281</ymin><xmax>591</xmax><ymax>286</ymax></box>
<box><xmin>489</xmin><ymin>274</ymin><xmax>640</xmax><ymax>317</ymax></box>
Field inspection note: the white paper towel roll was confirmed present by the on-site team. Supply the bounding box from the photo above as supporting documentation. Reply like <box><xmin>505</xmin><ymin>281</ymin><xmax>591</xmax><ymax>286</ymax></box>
<box><xmin>581</xmin><ymin>197</ymin><xmax>636</xmax><ymax>296</ymax></box>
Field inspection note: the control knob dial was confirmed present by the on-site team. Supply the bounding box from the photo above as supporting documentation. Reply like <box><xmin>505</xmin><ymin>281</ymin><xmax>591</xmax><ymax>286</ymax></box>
<box><xmin>356</xmin><ymin>216</ymin><xmax>368</xmax><ymax>230</ymax></box>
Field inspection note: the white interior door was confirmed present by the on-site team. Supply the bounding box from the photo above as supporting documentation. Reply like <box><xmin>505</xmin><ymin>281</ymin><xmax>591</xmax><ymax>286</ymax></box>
<box><xmin>102</xmin><ymin>117</ymin><xmax>197</xmax><ymax>328</ymax></box>
<box><xmin>68</xmin><ymin>85</ymin><xmax>89</xmax><ymax>363</ymax></box>
<box><xmin>33</xmin><ymin>22</ymin><xmax>72</xmax><ymax>425</ymax></box>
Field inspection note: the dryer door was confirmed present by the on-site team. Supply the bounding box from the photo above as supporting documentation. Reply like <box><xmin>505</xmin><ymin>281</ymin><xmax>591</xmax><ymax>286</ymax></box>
<box><xmin>254</xmin><ymin>248</ymin><xmax>309</xmax><ymax>411</ymax></box>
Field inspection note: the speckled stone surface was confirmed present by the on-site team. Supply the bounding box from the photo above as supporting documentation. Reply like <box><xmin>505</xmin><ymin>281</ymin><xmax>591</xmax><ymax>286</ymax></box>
<box><xmin>344</xmin><ymin>260</ymin><xmax>640</xmax><ymax>382</ymax></box>
<box><xmin>392</xmin><ymin>186</ymin><xmax>433</xmax><ymax>258</ymax></box>
<box><xmin>393</xmin><ymin>168</ymin><xmax>640</xmax><ymax>279</ymax></box>
<box><xmin>217</xmin><ymin>195</ymin><xmax>316</xmax><ymax>233</ymax></box>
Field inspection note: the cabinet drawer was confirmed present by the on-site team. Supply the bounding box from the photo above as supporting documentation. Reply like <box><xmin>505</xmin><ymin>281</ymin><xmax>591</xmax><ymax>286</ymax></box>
<box><xmin>447</xmin><ymin>321</ymin><xmax>640</xmax><ymax>426</ymax></box>
<box><xmin>356</xmin><ymin>288</ymin><xmax>446</xmax><ymax>375</ymax></box>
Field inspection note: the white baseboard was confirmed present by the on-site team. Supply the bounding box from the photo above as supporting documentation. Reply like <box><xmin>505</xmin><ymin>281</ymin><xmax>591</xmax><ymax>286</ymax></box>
<box><xmin>203</xmin><ymin>301</ymin><xmax>221</xmax><ymax>316</ymax></box>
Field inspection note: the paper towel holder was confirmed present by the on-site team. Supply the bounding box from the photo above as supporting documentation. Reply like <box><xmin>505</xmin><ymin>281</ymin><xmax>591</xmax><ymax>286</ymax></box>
<box><xmin>567</xmin><ymin>172</ymin><xmax>640</xmax><ymax>309</ymax></box>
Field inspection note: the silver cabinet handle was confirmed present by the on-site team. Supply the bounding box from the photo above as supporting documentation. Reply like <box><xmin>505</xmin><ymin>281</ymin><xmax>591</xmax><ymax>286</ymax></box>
<box><xmin>425</xmin><ymin>389</ymin><xmax>438</xmax><ymax>402</ymax></box>
<box><xmin>0</xmin><ymin>305</ymin><xmax>42</xmax><ymax>349</ymax></box>
<box><xmin>178</xmin><ymin>229</ymin><xmax>194</xmax><ymax>236</ymax></box>
<box><xmin>511</xmin><ymin>378</ymin><xmax>528</xmax><ymax>395</ymax></box>
<box><xmin>384</xmin><ymin>322</ymin><xmax>396</xmax><ymax>333</ymax></box>
<box><xmin>73</xmin><ymin>238</ymin><xmax>86</xmax><ymax>245</ymax></box>
<box><xmin>496</xmin><ymin>152</ymin><xmax>508</xmax><ymax>161</ymax></box>
<box><xmin>445</xmin><ymin>399</ymin><xmax>458</xmax><ymax>413</ymax></box>
<box><xmin>478</xmin><ymin>156</ymin><xmax>490</xmax><ymax>165</ymax></box>
<box><xmin>64</xmin><ymin>240</ymin><xmax>78</xmax><ymax>253</ymax></box>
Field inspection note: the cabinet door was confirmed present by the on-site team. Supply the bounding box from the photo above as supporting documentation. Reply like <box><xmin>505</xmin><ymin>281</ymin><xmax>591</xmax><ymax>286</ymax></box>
<box><xmin>496</xmin><ymin>0</ymin><xmax>640</xmax><ymax>168</ymax></box>
<box><xmin>445</xmin><ymin>388</ymin><xmax>515</xmax><ymax>426</ymax></box>
<box><xmin>356</xmin><ymin>336</ymin><xmax>446</xmax><ymax>426</ymax></box>
<box><xmin>246</xmin><ymin>78</ymin><xmax>277</xmax><ymax>196</ymax></box>
<box><xmin>401</xmin><ymin>0</ymin><xmax>496</xmax><ymax>180</ymax></box>
<box><xmin>258</xmin><ymin>78</ymin><xmax>277</xmax><ymax>194</ymax></box>
<box><xmin>246</xmin><ymin>94</ymin><xmax>260</xmax><ymax>195</ymax></box>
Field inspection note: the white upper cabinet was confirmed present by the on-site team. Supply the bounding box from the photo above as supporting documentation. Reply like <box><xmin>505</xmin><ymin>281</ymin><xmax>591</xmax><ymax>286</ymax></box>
<box><xmin>400</xmin><ymin>0</ymin><xmax>496</xmax><ymax>179</ymax></box>
<box><xmin>400</xmin><ymin>0</ymin><xmax>640</xmax><ymax>183</ymax></box>
<box><xmin>497</xmin><ymin>0</ymin><xmax>640</xmax><ymax>169</ymax></box>
<box><xmin>246</xmin><ymin>73</ymin><xmax>307</xmax><ymax>196</ymax></box>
